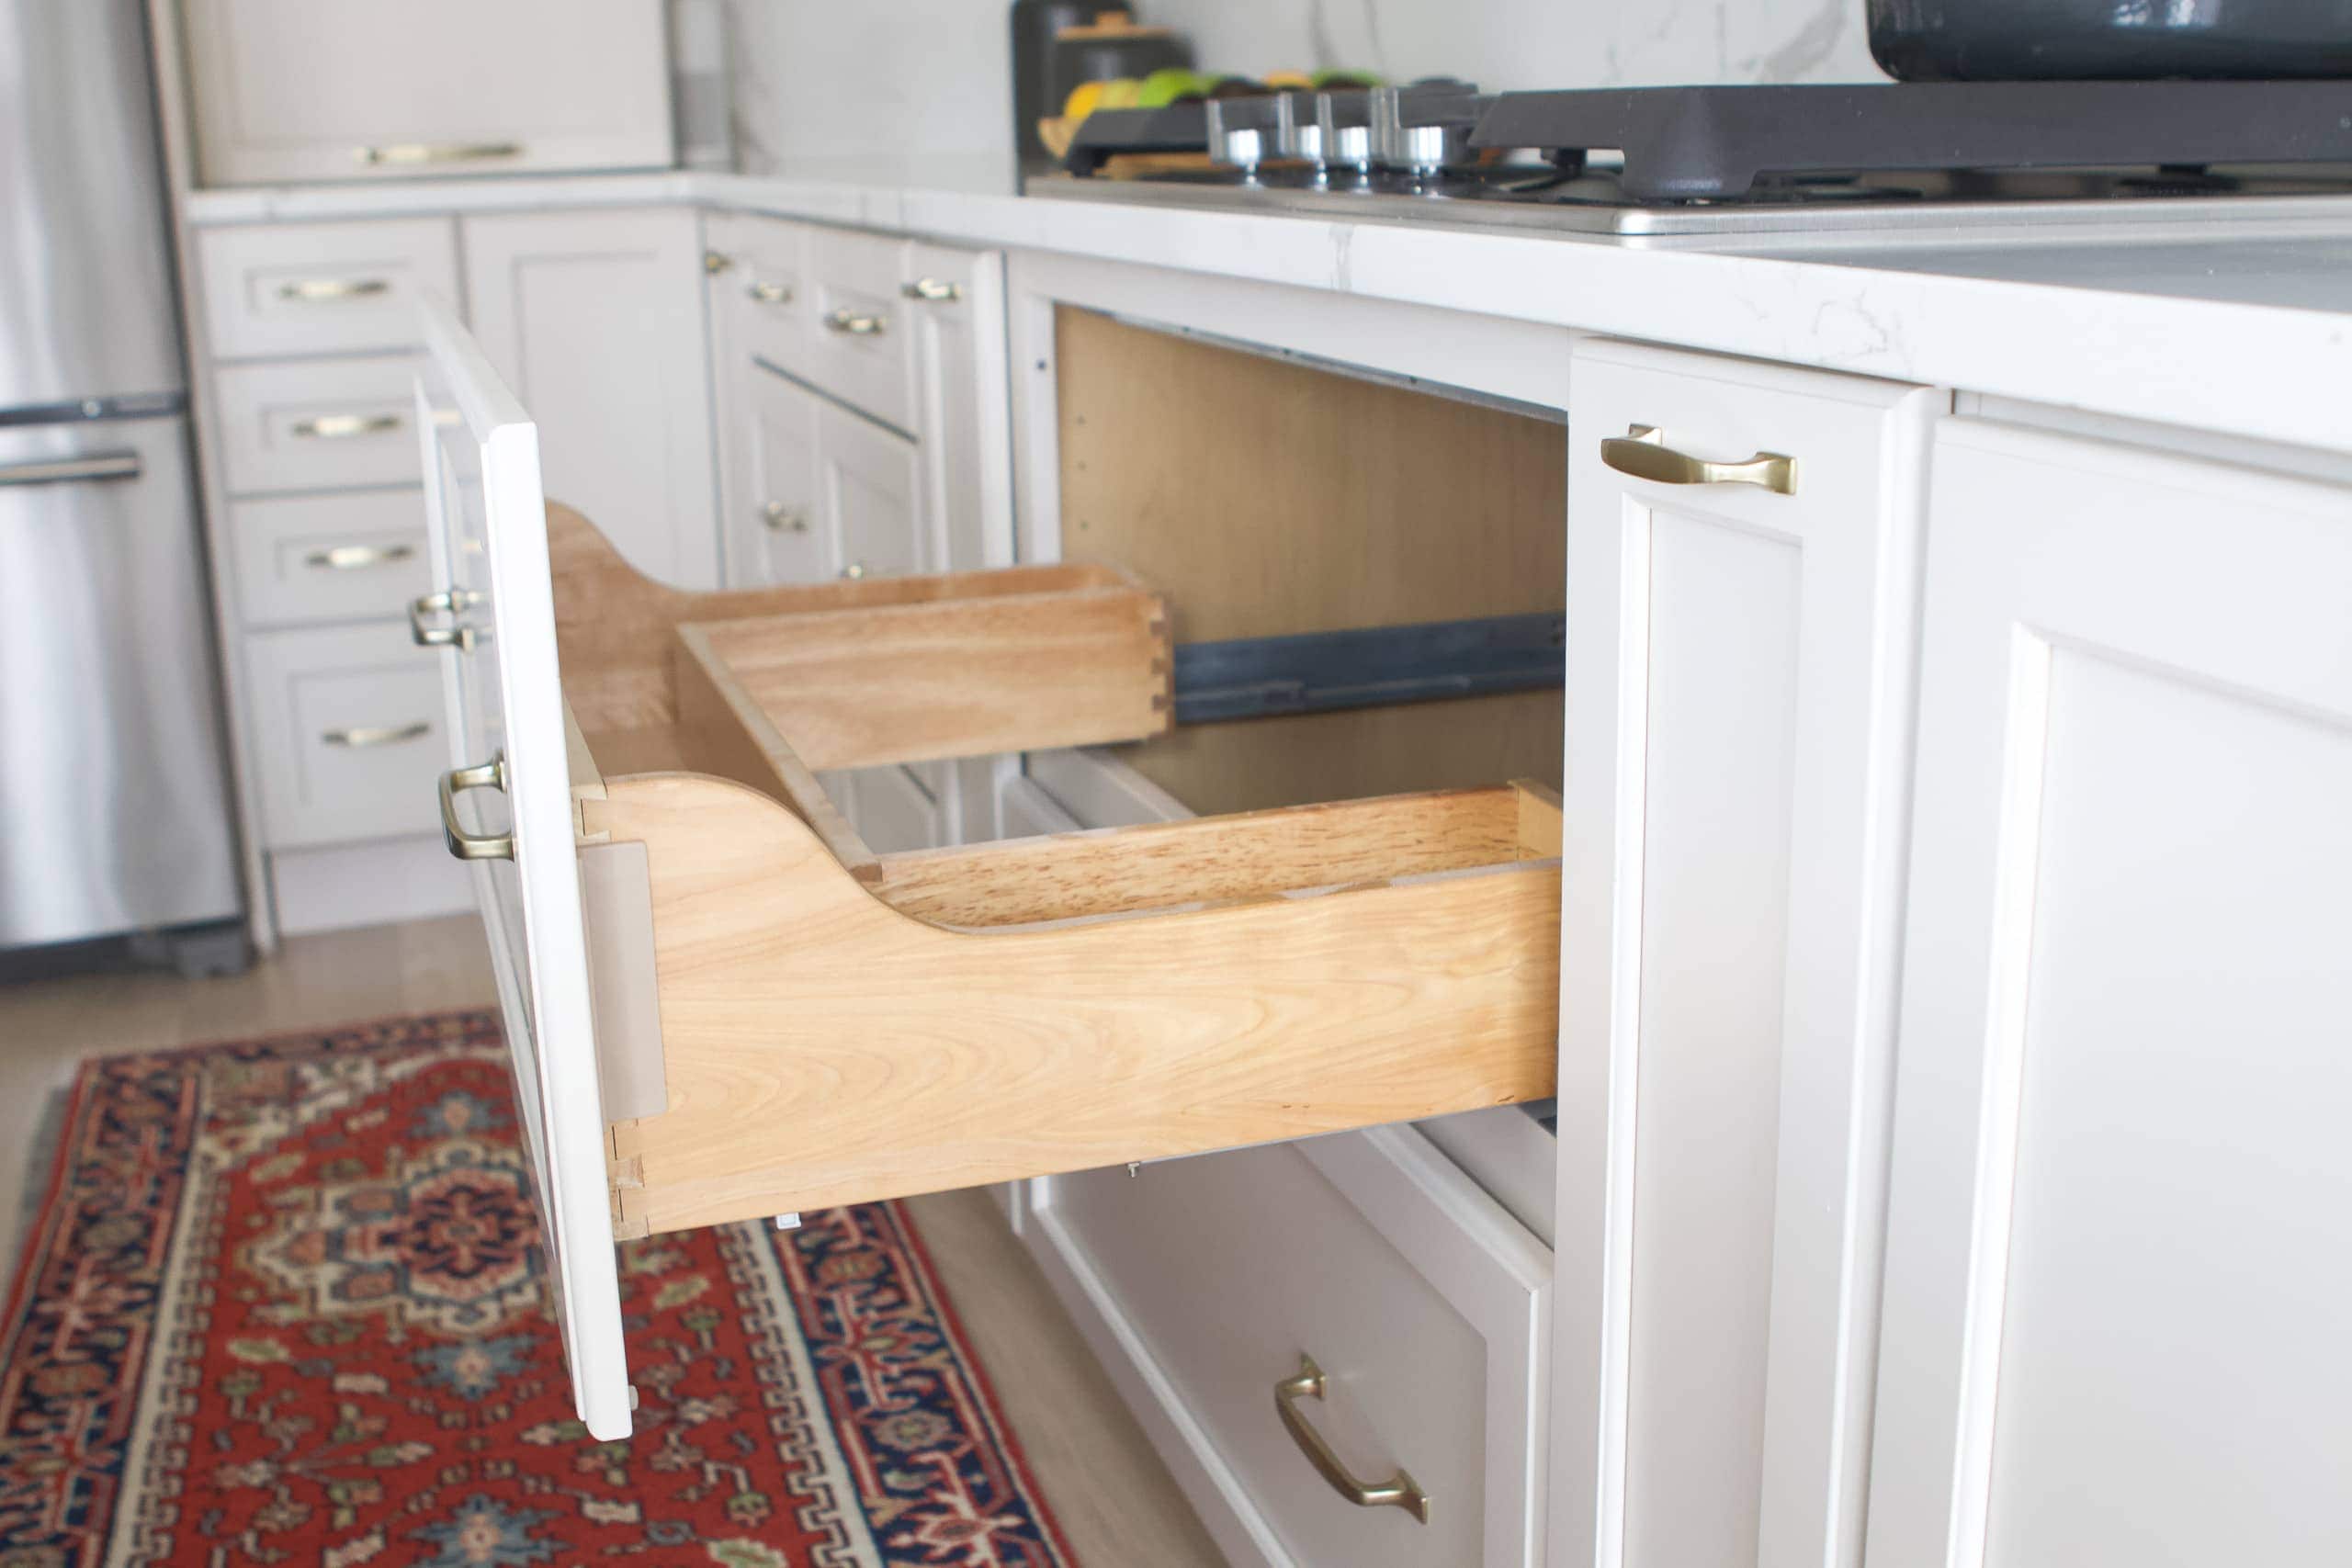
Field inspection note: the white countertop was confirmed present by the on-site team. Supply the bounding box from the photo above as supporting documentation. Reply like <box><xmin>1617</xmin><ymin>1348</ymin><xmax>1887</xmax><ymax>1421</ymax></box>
<box><xmin>183</xmin><ymin>164</ymin><xmax>2352</xmax><ymax>455</ymax></box>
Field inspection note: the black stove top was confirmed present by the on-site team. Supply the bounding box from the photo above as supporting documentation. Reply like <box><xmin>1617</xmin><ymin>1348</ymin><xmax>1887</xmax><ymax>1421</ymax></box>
<box><xmin>1053</xmin><ymin>78</ymin><xmax>2352</xmax><ymax>231</ymax></box>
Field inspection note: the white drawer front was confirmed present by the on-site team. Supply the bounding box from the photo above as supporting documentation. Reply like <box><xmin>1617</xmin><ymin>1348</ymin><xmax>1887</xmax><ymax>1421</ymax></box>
<box><xmin>215</xmin><ymin>357</ymin><xmax>423</xmax><ymax>494</ymax></box>
<box><xmin>805</xmin><ymin>227</ymin><xmax>914</xmax><ymax>433</ymax></box>
<box><xmin>820</xmin><ymin>400</ymin><xmax>928</xmax><ymax>581</ymax></box>
<box><xmin>244</xmin><ymin>622</ymin><xmax>448</xmax><ymax>847</ymax></box>
<box><xmin>198</xmin><ymin>219</ymin><xmax>458</xmax><ymax>359</ymax></box>
<box><xmin>716</xmin><ymin>214</ymin><xmax>813</xmax><ymax>379</ymax></box>
<box><xmin>1035</xmin><ymin>1130</ymin><xmax>1549</xmax><ymax>1568</ymax></box>
<box><xmin>229</xmin><ymin>489</ymin><xmax>431</xmax><ymax>627</ymax></box>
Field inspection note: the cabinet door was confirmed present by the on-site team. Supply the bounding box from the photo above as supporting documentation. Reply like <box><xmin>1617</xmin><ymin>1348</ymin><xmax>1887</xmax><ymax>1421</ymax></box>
<box><xmin>1865</xmin><ymin>422</ymin><xmax>2352</xmax><ymax>1568</ymax></box>
<box><xmin>464</xmin><ymin>209</ymin><xmax>719</xmax><ymax>588</ymax></box>
<box><xmin>805</xmin><ymin>227</ymin><xmax>914</xmax><ymax>433</ymax></box>
<box><xmin>1554</xmin><ymin>341</ymin><xmax>1939</xmax><ymax>1568</ymax></box>
<box><xmin>819</xmin><ymin>401</ymin><xmax>927</xmax><ymax>582</ymax></box>
<box><xmin>906</xmin><ymin>243</ymin><xmax>1012</xmax><ymax>572</ymax></box>
<box><xmin>724</xmin><ymin>368</ymin><xmax>832</xmax><ymax>586</ymax></box>
<box><xmin>182</xmin><ymin>0</ymin><xmax>671</xmax><ymax>186</ymax></box>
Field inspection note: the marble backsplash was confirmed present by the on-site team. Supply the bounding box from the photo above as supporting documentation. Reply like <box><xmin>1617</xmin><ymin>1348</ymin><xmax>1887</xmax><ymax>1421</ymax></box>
<box><xmin>720</xmin><ymin>0</ymin><xmax>1887</xmax><ymax>179</ymax></box>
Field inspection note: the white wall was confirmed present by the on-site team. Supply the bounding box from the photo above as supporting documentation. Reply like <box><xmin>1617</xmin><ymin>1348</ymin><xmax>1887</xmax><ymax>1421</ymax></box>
<box><xmin>721</xmin><ymin>0</ymin><xmax>1885</xmax><ymax>178</ymax></box>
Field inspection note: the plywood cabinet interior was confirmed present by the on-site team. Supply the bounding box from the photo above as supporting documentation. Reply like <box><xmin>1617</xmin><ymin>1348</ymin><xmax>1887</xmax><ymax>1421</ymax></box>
<box><xmin>1054</xmin><ymin>307</ymin><xmax>1566</xmax><ymax>814</ymax></box>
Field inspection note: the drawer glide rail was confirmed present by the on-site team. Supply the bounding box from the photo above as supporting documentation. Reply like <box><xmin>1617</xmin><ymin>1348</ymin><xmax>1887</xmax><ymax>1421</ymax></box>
<box><xmin>1172</xmin><ymin>613</ymin><xmax>1566</xmax><ymax>724</ymax></box>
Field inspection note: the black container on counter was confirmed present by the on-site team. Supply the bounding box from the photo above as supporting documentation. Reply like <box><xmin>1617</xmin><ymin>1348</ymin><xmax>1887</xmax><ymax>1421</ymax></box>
<box><xmin>1012</xmin><ymin>0</ymin><xmax>1132</xmax><ymax>169</ymax></box>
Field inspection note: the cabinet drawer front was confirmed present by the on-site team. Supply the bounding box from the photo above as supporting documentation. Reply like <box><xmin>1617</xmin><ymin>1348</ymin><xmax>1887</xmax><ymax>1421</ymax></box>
<box><xmin>214</xmin><ymin>357</ymin><xmax>423</xmax><ymax>494</ymax></box>
<box><xmin>724</xmin><ymin>367</ymin><xmax>831</xmax><ymax>586</ymax></box>
<box><xmin>1036</xmin><ymin>1129</ymin><xmax>1548</xmax><ymax>1568</ymax></box>
<box><xmin>713</xmin><ymin>214</ymin><xmax>813</xmax><ymax>378</ymax></box>
<box><xmin>229</xmin><ymin>489</ymin><xmax>431</xmax><ymax>627</ymax></box>
<box><xmin>198</xmin><ymin>219</ymin><xmax>458</xmax><ymax>359</ymax></box>
<box><xmin>243</xmin><ymin>622</ymin><xmax>448</xmax><ymax>847</ymax></box>
<box><xmin>805</xmin><ymin>228</ymin><xmax>914</xmax><ymax>432</ymax></box>
<box><xmin>819</xmin><ymin>401</ymin><xmax>928</xmax><ymax>581</ymax></box>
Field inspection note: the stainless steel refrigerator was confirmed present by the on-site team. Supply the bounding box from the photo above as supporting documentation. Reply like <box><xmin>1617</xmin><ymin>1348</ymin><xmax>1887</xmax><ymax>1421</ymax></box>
<box><xmin>0</xmin><ymin>0</ymin><xmax>243</xmax><ymax>953</ymax></box>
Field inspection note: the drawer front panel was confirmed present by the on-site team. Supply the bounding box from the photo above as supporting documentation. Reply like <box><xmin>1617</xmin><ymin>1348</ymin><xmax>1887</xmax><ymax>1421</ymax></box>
<box><xmin>1037</xmin><ymin>1131</ymin><xmax>1547</xmax><ymax>1567</ymax></box>
<box><xmin>229</xmin><ymin>488</ymin><xmax>431</xmax><ymax>627</ymax></box>
<box><xmin>805</xmin><ymin>227</ymin><xmax>913</xmax><ymax>432</ymax></box>
<box><xmin>198</xmin><ymin>219</ymin><xmax>459</xmax><ymax>359</ymax></box>
<box><xmin>214</xmin><ymin>357</ymin><xmax>423</xmax><ymax>494</ymax></box>
<box><xmin>820</xmin><ymin>401</ymin><xmax>927</xmax><ymax>581</ymax></box>
<box><xmin>718</xmin><ymin>214</ymin><xmax>813</xmax><ymax>378</ymax></box>
<box><xmin>726</xmin><ymin>367</ymin><xmax>831</xmax><ymax>586</ymax></box>
<box><xmin>243</xmin><ymin>622</ymin><xmax>448</xmax><ymax>847</ymax></box>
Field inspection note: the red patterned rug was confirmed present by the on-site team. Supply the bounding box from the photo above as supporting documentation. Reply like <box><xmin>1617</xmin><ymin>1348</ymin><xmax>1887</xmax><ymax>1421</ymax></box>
<box><xmin>0</xmin><ymin>1011</ymin><xmax>1080</xmax><ymax>1567</ymax></box>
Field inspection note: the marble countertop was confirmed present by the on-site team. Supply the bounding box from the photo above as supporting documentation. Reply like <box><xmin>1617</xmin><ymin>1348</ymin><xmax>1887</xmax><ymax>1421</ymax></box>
<box><xmin>181</xmin><ymin>164</ymin><xmax>2352</xmax><ymax>454</ymax></box>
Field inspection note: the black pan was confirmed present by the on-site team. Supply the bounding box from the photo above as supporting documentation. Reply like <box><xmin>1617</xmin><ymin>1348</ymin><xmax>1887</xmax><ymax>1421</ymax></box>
<box><xmin>1868</xmin><ymin>0</ymin><xmax>2352</xmax><ymax>80</ymax></box>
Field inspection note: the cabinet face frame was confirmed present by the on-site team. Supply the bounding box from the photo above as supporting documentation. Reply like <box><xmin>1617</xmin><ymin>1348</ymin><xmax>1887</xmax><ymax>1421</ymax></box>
<box><xmin>1555</xmin><ymin>340</ymin><xmax>1940</xmax><ymax>1568</ymax></box>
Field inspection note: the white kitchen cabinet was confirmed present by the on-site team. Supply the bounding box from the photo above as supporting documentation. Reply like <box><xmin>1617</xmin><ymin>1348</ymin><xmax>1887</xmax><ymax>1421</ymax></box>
<box><xmin>463</xmin><ymin>209</ymin><xmax>719</xmax><ymax>588</ymax></box>
<box><xmin>718</xmin><ymin>367</ymin><xmax>830</xmax><ymax>586</ymax></box>
<box><xmin>243</xmin><ymin>621</ymin><xmax>449</xmax><ymax>848</ymax></box>
<box><xmin>1865</xmin><ymin>422</ymin><xmax>2352</xmax><ymax>1568</ymax></box>
<box><xmin>179</xmin><ymin>0</ymin><xmax>671</xmax><ymax>186</ymax></box>
<box><xmin>906</xmin><ymin>243</ymin><xmax>1012</xmax><ymax>572</ymax></box>
<box><xmin>819</xmin><ymin>401</ymin><xmax>929</xmax><ymax>581</ymax></box>
<box><xmin>197</xmin><ymin>218</ymin><xmax>458</xmax><ymax>359</ymax></box>
<box><xmin>1554</xmin><ymin>340</ymin><xmax>1939</xmax><ymax>1568</ymax></box>
<box><xmin>804</xmin><ymin>227</ymin><xmax>916</xmax><ymax>434</ymax></box>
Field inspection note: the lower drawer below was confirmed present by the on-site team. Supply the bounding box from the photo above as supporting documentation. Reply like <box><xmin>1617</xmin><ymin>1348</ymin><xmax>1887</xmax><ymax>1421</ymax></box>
<box><xmin>269</xmin><ymin>833</ymin><xmax>472</xmax><ymax>938</ymax></box>
<box><xmin>1029</xmin><ymin>1126</ymin><xmax>1550</xmax><ymax>1568</ymax></box>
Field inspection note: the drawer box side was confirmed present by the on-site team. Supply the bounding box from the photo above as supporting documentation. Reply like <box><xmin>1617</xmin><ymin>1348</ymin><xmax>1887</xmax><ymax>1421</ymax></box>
<box><xmin>590</xmin><ymin>772</ymin><xmax>1560</xmax><ymax>1237</ymax></box>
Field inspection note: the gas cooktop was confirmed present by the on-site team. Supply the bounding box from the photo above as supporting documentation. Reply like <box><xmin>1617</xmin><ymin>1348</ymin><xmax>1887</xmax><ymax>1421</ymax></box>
<box><xmin>1036</xmin><ymin>79</ymin><xmax>2352</xmax><ymax>237</ymax></box>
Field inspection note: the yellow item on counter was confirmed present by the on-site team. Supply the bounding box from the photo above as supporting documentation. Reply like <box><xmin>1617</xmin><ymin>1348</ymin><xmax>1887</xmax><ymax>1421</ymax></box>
<box><xmin>1063</xmin><ymin>79</ymin><xmax>1107</xmax><ymax>121</ymax></box>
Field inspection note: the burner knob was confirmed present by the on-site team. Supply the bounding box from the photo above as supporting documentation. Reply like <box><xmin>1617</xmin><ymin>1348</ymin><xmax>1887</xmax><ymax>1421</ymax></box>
<box><xmin>1370</xmin><ymin>82</ymin><xmax>1489</xmax><ymax>177</ymax></box>
<box><xmin>1316</xmin><ymin>89</ymin><xmax>1376</xmax><ymax>175</ymax></box>
<box><xmin>1205</xmin><ymin>96</ymin><xmax>1282</xmax><ymax>175</ymax></box>
<box><xmin>1274</xmin><ymin>91</ymin><xmax>1327</xmax><ymax>168</ymax></box>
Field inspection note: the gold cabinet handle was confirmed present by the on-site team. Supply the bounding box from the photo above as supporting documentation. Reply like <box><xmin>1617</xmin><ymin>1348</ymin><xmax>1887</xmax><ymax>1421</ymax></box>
<box><xmin>1272</xmin><ymin>1355</ymin><xmax>1430</xmax><ymax>1525</ymax></box>
<box><xmin>762</xmin><ymin>502</ymin><xmax>808</xmax><ymax>534</ymax></box>
<box><xmin>322</xmin><ymin>720</ymin><xmax>430</xmax><ymax>749</ymax></box>
<box><xmin>409</xmin><ymin>587</ymin><xmax>482</xmax><ymax>651</ymax></box>
<box><xmin>306</xmin><ymin>542</ymin><xmax>414</xmax><ymax>571</ymax></box>
<box><xmin>291</xmin><ymin>412</ymin><xmax>401</xmax><ymax>440</ymax></box>
<box><xmin>824</xmin><ymin>309</ymin><xmax>887</xmax><ymax>337</ymax></box>
<box><xmin>748</xmin><ymin>280</ymin><xmax>794</xmax><ymax>305</ymax></box>
<box><xmin>277</xmin><ymin>277</ymin><xmax>391</xmax><ymax>303</ymax></box>
<box><xmin>1600</xmin><ymin>423</ymin><xmax>1796</xmax><ymax>496</ymax></box>
<box><xmin>839</xmin><ymin>560</ymin><xmax>869</xmax><ymax>580</ymax></box>
<box><xmin>704</xmin><ymin>249</ymin><xmax>735</xmax><ymax>275</ymax></box>
<box><xmin>439</xmin><ymin>753</ymin><xmax>514</xmax><ymax>862</ymax></box>
<box><xmin>901</xmin><ymin>276</ymin><xmax>962</xmax><ymax>303</ymax></box>
<box><xmin>355</xmin><ymin>141</ymin><xmax>522</xmax><ymax>166</ymax></box>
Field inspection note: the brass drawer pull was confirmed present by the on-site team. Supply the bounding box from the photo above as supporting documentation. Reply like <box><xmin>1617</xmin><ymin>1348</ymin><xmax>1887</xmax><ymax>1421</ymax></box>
<box><xmin>291</xmin><ymin>412</ymin><xmax>401</xmax><ymax>440</ymax></box>
<box><xmin>409</xmin><ymin>587</ymin><xmax>482</xmax><ymax>651</ymax></box>
<box><xmin>278</xmin><ymin>277</ymin><xmax>391</xmax><ymax>303</ymax></box>
<box><xmin>1600</xmin><ymin>423</ymin><xmax>1796</xmax><ymax>495</ymax></box>
<box><xmin>748</xmin><ymin>280</ymin><xmax>794</xmax><ymax>305</ymax></box>
<box><xmin>306</xmin><ymin>542</ymin><xmax>414</xmax><ymax>571</ymax></box>
<box><xmin>439</xmin><ymin>753</ymin><xmax>514</xmax><ymax>862</ymax></box>
<box><xmin>824</xmin><ymin>309</ymin><xmax>887</xmax><ymax>337</ymax></box>
<box><xmin>901</xmin><ymin>276</ymin><xmax>962</xmax><ymax>303</ymax></box>
<box><xmin>1272</xmin><ymin>1354</ymin><xmax>1430</xmax><ymax>1525</ymax></box>
<box><xmin>322</xmin><ymin>720</ymin><xmax>429</xmax><ymax>749</ymax></box>
<box><xmin>704</xmin><ymin>250</ymin><xmax>735</xmax><ymax>275</ymax></box>
<box><xmin>762</xmin><ymin>502</ymin><xmax>808</xmax><ymax>534</ymax></box>
<box><xmin>839</xmin><ymin>560</ymin><xmax>869</xmax><ymax>580</ymax></box>
<box><xmin>356</xmin><ymin>141</ymin><xmax>522</xmax><ymax>166</ymax></box>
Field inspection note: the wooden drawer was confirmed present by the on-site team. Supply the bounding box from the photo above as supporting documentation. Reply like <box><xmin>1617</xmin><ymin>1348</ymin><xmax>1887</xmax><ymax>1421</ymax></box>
<box><xmin>228</xmin><ymin>488</ymin><xmax>431</xmax><ymax>627</ymax></box>
<box><xmin>804</xmin><ymin>227</ymin><xmax>914</xmax><ymax>432</ymax></box>
<box><xmin>413</xmin><ymin>299</ymin><xmax>1561</xmax><ymax>1442</ymax></box>
<box><xmin>244</xmin><ymin>622</ymin><xmax>448</xmax><ymax>848</ymax></box>
<box><xmin>198</xmin><ymin>219</ymin><xmax>458</xmax><ymax>359</ymax></box>
<box><xmin>1035</xmin><ymin>1130</ymin><xmax>1549</xmax><ymax>1568</ymax></box>
<box><xmin>213</xmin><ymin>356</ymin><xmax>422</xmax><ymax>495</ymax></box>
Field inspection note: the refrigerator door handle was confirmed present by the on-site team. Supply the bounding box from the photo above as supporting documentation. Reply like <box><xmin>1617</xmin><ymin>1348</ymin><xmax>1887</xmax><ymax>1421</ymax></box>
<box><xmin>0</xmin><ymin>451</ymin><xmax>143</xmax><ymax>487</ymax></box>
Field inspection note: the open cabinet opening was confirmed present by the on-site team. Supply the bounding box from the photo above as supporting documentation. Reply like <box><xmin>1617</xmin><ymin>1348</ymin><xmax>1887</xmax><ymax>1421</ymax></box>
<box><xmin>1050</xmin><ymin>306</ymin><xmax>1567</xmax><ymax>815</ymax></box>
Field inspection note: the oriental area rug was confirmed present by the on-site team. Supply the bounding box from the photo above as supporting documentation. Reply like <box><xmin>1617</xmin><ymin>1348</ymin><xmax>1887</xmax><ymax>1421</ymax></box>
<box><xmin>0</xmin><ymin>1010</ymin><xmax>1078</xmax><ymax>1567</ymax></box>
